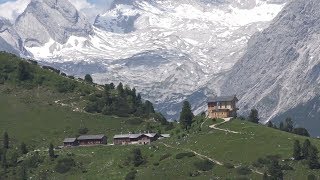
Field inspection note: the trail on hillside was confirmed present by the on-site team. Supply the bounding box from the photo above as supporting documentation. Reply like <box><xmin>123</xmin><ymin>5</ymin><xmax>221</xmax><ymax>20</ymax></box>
<box><xmin>209</xmin><ymin>118</ymin><xmax>240</xmax><ymax>134</ymax></box>
<box><xmin>160</xmin><ymin>142</ymin><xmax>223</xmax><ymax>165</ymax></box>
<box><xmin>160</xmin><ymin>142</ymin><xmax>263</xmax><ymax>175</ymax></box>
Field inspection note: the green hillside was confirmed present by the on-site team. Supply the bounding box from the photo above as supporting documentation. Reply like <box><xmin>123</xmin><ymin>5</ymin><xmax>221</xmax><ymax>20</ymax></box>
<box><xmin>0</xmin><ymin>52</ymin><xmax>320</xmax><ymax>179</ymax></box>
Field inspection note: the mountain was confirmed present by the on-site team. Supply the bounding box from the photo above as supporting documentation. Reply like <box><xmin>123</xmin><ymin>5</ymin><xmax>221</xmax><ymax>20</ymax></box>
<box><xmin>0</xmin><ymin>0</ymin><xmax>298</xmax><ymax>122</ymax></box>
<box><xmin>0</xmin><ymin>17</ymin><xmax>28</xmax><ymax>56</ymax></box>
<box><xmin>14</xmin><ymin>0</ymin><xmax>93</xmax><ymax>47</ymax></box>
<box><xmin>10</xmin><ymin>0</ymin><xmax>285</xmax><ymax>120</ymax></box>
<box><xmin>220</xmin><ymin>0</ymin><xmax>320</xmax><ymax>136</ymax></box>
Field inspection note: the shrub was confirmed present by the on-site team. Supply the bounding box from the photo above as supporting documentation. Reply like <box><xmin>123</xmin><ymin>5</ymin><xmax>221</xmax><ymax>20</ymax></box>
<box><xmin>127</xmin><ymin>118</ymin><xmax>143</xmax><ymax>125</ymax></box>
<box><xmin>281</xmin><ymin>164</ymin><xmax>294</xmax><ymax>170</ymax></box>
<box><xmin>189</xmin><ymin>171</ymin><xmax>200</xmax><ymax>177</ymax></box>
<box><xmin>153</xmin><ymin>162</ymin><xmax>159</xmax><ymax>166</ymax></box>
<box><xmin>193</xmin><ymin>159</ymin><xmax>214</xmax><ymax>171</ymax></box>
<box><xmin>236</xmin><ymin>166</ymin><xmax>252</xmax><ymax>175</ymax></box>
<box><xmin>55</xmin><ymin>157</ymin><xmax>76</xmax><ymax>174</ymax></box>
<box><xmin>125</xmin><ymin>170</ymin><xmax>137</xmax><ymax>180</ymax></box>
<box><xmin>252</xmin><ymin>161</ymin><xmax>263</xmax><ymax>168</ymax></box>
<box><xmin>257</xmin><ymin>157</ymin><xmax>270</xmax><ymax>165</ymax></box>
<box><xmin>175</xmin><ymin>152</ymin><xmax>195</xmax><ymax>159</ymax></box>
<box><xmin>55</xmin><ymin>80</ymin><xmax>76</xmax><ymax>93</ymax></box>
<box><xmin>224</xmin><ymin>162</ymin><xmax>235</xmax><ymax>169</ymax></box>
<box><xmin>78</xmin><ymin>127</ymin><xmax>89</xmax><ymax>135</ymax></box>
<box><xmin>159</xmin><ymin>153</ymin><xmax>171</xmax><ymax>161</ymax></box>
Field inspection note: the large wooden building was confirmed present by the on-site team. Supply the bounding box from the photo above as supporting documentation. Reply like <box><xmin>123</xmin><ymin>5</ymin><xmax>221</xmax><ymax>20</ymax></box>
<box><xmin>207</xmin><ymin>95</ymin><xmax>238</xmax><ymax>119</ymax></box>
<box><xmin>113</xmin><ymin>133</ymin><xmax>162</xmax><ymax>145</ymax></box>
<box><xmin>77</xmin><ymin>134</ymin><xmax>107</xmax><ymax>146</ymax></box>
<box><xmin>63</xmin><ymin>138</ymin><xmax>78</xmax><ymax>147</ymax></box>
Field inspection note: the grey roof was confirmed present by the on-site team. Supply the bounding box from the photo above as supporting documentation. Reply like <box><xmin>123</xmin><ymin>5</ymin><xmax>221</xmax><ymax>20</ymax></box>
<box><xmin>63</xmin><ymin>138</ymin><xmax>77</xmax><ymax>143</ymax></box>
<box><xmin>208</xmin><ymin>95</ymin><xmax>238</xmax><ymax>103</ymax></box>
<box><xmin>161</xmin><ymin>134</ymin><xmax>170</xmax><ymax>138</ymax></box>
<box><xmin>77</xmin><ymin>134</ymin><xmax>106</xmax><ymax>140</ymax></box>
<box><xmin>114</xmin><ymin>133</ymin><xmax>159</xmax><ymax>139</ymax></box>
<box><xmin>144</xmin><ymin>133</ymin><xmax>157</xmax><ymax>138</ymax></box>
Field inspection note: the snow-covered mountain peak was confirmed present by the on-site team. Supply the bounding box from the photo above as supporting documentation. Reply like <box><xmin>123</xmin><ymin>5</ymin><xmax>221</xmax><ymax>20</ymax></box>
<box><xmin>14</xmin><ymin>0</ymin><xmax>93</xmax><ymax>47</ymax></box>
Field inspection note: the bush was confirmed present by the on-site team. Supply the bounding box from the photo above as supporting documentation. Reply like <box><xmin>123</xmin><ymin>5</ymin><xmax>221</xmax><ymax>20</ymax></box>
<box><xmin>55</xmin><ymin>157</ymin><xmax>76</xmax><ymax>174</ymax></box>
<box><xmin>56</xmin><ymin>80</ymin><xmax>76</xmax><ymax>93</ymax></box>
<box><xmin>224</xmin><ymin>162</ymin><xmax>235</xmax><ymax>169</ymax></box>
<box><xmin>125</xmin><ymin>170</ymin><xmax>137</xmax><ymax>180</ymax></box>
<box><xmin>189</xmin><ymin>171</ymin><xmax>200</xmax><ymax>177</ymax></box>
<box><xmin>257</xmin><ymin>157</ymin><xmax>270</xmax><ymax>165</ymax></box>
<box><xmin>193</xmin><ymin>159</ymin><xmax>214</xmax><ymax>171</ymax></box>
<box><xmin>78</xmin><ymin>127</ymin><xmax>89</xmax><ymax>135</ymax></box>
<box><xmin>153</xmin><ymin>162</ymin><xmax>159</xmax><ymax>166</ymax></box>
<box><xmin>159</xmin><ymin>153</ymin><xmax>171</xmax><ymax>161</ymax></box>
<box><xmin>252</xmin><ymin>161</ymin><xmax>263</xmax><ymax>168</ymax></box>
<box><xmin>175</xmin><ymin>152</ymin><xmax>195</xmax><ymax>159</ymax></box>
<box><xmin>127</xmin><ymin>118</ymin><xmax>143</xmax><ymax>125</ymax></box>
<box><xmin>281</xmin><ymin>164</ymin><xmax>294</xmax><ymax>170</ymax></box>
<box><xmin>236</xmin><ymin>166</ymin><xmax>252</xmax><ymax>175</ymax></box>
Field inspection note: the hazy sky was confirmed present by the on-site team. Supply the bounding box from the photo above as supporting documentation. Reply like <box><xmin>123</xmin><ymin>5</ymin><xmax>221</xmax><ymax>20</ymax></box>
<box><xmin>0</xmin><ymin>0</ymin><xmax>114</xmax><ymax>22</ymax></box>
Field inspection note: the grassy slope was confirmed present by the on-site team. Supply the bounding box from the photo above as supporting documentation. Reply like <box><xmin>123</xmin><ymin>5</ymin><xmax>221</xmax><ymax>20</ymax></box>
<box><xmin>1</xmin><ymin>53</ymin><xmax>320</xmax><ymax>179</ymax></box>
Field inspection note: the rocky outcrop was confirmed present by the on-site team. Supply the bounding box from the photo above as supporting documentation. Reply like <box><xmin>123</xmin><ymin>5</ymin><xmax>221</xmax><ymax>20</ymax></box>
<box><xmin>15</xmin><ymin>0</ymin><xmax>93</xmax><ymax>47</ymax></box>
<box><xmin>221</xmin><ymin>0</ymin><xmax>320</xmax><ymax>135</ymax></box>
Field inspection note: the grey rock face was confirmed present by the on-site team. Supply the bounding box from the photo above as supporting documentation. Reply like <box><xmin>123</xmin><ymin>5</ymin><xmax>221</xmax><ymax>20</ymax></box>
<box><xmin>15</xmin><ymin>0</ymin><xmax>93</xmax><ymax>47</ymax></box>
<box><xmin>0</xmin><ymin>18</ymin><xmax>29</xmax><ymax>56</ymax></box>
<box><xmin>221</xmin><ymin>0</ymin><xmax>320</xmax><ymax>130</ymax></box>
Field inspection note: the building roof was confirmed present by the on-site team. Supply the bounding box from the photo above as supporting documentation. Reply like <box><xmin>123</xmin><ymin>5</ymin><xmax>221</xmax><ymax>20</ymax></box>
<box><xmin>114</xmin><ymin>133</ymin><xmax>159</xmax><ymax>139</ymax></box>
<box><xmin>63</xmin><ymin>138</ymin><xmax>77</xmax><ymax>143</ymax></box>
<box><xmin>161</xmin><ymin>134</ymin><xmax>170</xmax><ymax>138</ymax></box>
<box><xmin>113</xmin><ymin>133</ymin><xmax>143</xmax><ymax>139</ymax></box>
<box><xmin>208</xmin><ymin>95</ymin><xmax>238</xmax><ymax>103</ymax></box>
<box><xmin>77</xmin><ymin>134</ymin><xmax>106</xmax><ymax>140</ymax></box>
<box><xmin>144</xmin><ymin>133</ymin><xmax>158</xmax><ymax>138</ymax></box>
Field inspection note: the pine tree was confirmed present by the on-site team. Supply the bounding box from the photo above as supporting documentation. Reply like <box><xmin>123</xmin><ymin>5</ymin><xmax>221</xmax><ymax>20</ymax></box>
<box><xmin>279</xmin><ymin>122</ymin><xmax>284</xmax><ymax>131</ymax></box>
<box><xmin>308</xmin><ymin>145</ymin><xmax>320</xmax><ymax>169</ymax></box>
<box><xmin>268</xmin><ymin>159</ymin><xmax>283</xmax><ymax>180</ymax></box>
<box><xmin>302</xmin><ymin>139</ymin><xmax>311</xmax><ymax>159</ymax></box>
<box><xmin>293</xmin><ymin>140</ymin><xmax>301</xmax><ymax>160</ymax></box>
<box><xmin>17</xmin><ymin>165</ymin><xmax>27</xmax><ymax>180</ymax></box>
<box><xmin>144</xmin><ymin>100</ymin><xmax>155</xmax><ymax>115</ymax></box>
<box><xmin>3</xmin><ymin>132</ymin><xmax>8</xmax><ymax>149</ymax></box>
<box><xmin>20</xmin><ymin>142</ymin><xmax>28</xmax><ymax>154</ymax></box>
<box><xmin>1</xmin><ymin>151</ymin><xmax>7</xmax><ymax>170</ymax></box>
<box><xmin>284</xmin><ymin>117</ymin><xmax>294</xmax><ymax>132</ymax></box>
<box><xmin>248</xmin><ymin>109</ymin><xmax>259</xmax><ymax>123</ymax></box>
<box><xmin>84</xmin><ymin>74</ymin><xmax>93</xmax><ymax>83</ymax></box>
<box><xmin>263</xmin><ymin>172</ymin><xmax>269</xmax><ymax>180</ymax></box>
<box><xmin>17</xmin><ymin>61</ymin><xmax>32</xmax><ymax>81</ymax></box>
<box><xmin>117</xmin><ymin>82</ymin><xmax>125</xmax><ymax>96</ymax></box>
<box><xmin>267</xmin><ymin>121</ymin><xmax>273</xmax><ymax>128</ymax></box>
<box><xmin>179</xmin><ymin>101</ymin><xmax>194</xmax><ymax>130</ymax></box>
<box><xmin>49</xmin><ymin>143</ymin><xmax>55</xmax><ymax>159</ymax></box>
<box><xmin>132</xmin><ymin>148</ymin><xmax>144</xmax><ymax>167</ymax></box>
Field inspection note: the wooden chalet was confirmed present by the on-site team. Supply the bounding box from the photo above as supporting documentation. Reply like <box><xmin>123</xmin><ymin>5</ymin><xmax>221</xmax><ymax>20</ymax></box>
<box><xmin>207</xmin><ymin>95</ymin><xmax>238</xmax><ymax>119</ymax></box>
<box><xmin>113</xmin><ymin>133</ymin><xmax>161</xmax><ymax>145</ymax></box>
<box><xmin>77</xmin><ymin>134</ymin><xmax>107</xmax><ymax>146</ymax></box>
<box><xmin>63</xmin><ymin>138</ymin><xmax>78</xmax><ymax>147</ymax></box>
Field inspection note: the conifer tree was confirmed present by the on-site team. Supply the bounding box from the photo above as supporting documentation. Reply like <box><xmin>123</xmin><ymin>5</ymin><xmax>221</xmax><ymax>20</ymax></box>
<box><xmin>284</xmin><ymin>117</ymin><xmax>294</xmax><ymax>132</ymax></box>
<box><xmin>179</xmin><ymin>101</ymin><xmax>194</xmax><ymax>130</ymax></box>
<box><xmin>279</xmin><ymin>122</ymin><xmax>284</xmax><ymax>131</ymax></box>
<box><xmin>84</xmin><ymin>74</ymin><xmax>93</xmax><ymax>83</ymax></box>
<box><xmin>302</xmin><ymin>139</ymin><xmax>311</xmax><ymax>159</ymax></box>
<box><xmin>3</xmin><ymin>132</ymin><xmax>8</xmax><ymax>149</ymax></box>
<box><xmin>308</xmin><ymin>145</ymin><xmax>320</xmax><ymax>169</ymax></box>
<box><xmin>263</xmin><ymin>172</ymin><xmax>268</xmax><ymax>180</ymax></box>
<box><xmin>49</xmin><ymin>143</ymin><xmax>55</xmax><ymax>159</ymax></box>
<box><xmin>268</xmin><ymin>160</ymin><xmax>283</xmax><ymax>180</ymax></box>
<box><xmin>293</xmin><ymin>140</ymin><xmax>301</xmax><ymax>160</ymax></box>
<box><xmin>20</xmin><ymin>142</ymin><xmax>28</xmax><ymax>154</ymax></box>
<box><xmin>267</xmin><ymin>121</ymin><xmax>273</xmax><ymax>128</ymax></box>
<box><xmin>248</xmin><ymin>109</ymin><xmax>259</xmax><ymax>123</ymax></box>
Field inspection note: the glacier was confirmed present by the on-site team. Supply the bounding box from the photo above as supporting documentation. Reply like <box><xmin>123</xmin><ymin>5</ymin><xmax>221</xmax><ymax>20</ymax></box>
<box><xmin>1</xmin><ymin>0</ymin><xmax>288</xmax><ymax>121</ymax></box>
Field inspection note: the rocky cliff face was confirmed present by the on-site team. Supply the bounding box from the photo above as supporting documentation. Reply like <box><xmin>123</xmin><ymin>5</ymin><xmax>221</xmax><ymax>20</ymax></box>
<box><xmin>221</xmin><ymin>0</ymin><xmax>320</xmax><ymax>135</ymax></box>
<box><xmin>0</xmin><ymin>17</ymin><xmax>28</xmax><ymax>56</ymax></box>
<box><xmin>14</xmin><ymin>0</ymin><xmax>93</xmax><ymax>47</ymax></box>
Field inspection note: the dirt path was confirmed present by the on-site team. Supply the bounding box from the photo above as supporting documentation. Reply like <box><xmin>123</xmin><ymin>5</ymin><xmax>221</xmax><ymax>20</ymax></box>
<box><xmin>209</xmin><ymin>118</ymin><xmax>240</xmax><ymax>134</ymax></box>
<box><xmin>160</xmin><ymin>142</ymin><xmax>223</xmax><ymax>165</ymax></box>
